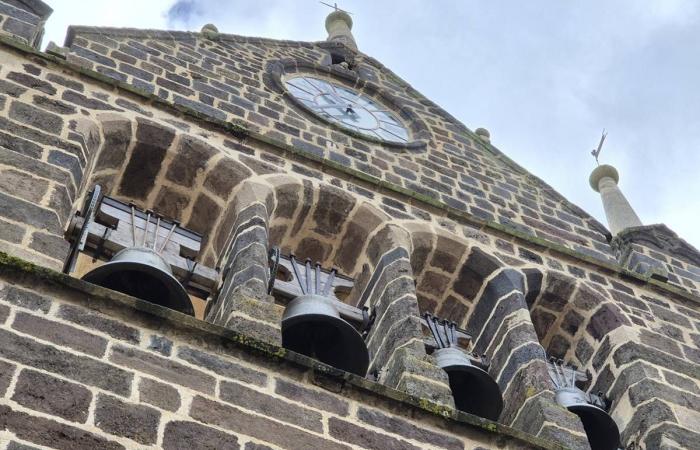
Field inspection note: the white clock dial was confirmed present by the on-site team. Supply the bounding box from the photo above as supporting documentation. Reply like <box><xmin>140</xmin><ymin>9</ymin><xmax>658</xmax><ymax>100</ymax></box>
<box><xmin>284</xmin><ymin>75</ymin><xmax>410</xmax><ymax>144</ymax></box>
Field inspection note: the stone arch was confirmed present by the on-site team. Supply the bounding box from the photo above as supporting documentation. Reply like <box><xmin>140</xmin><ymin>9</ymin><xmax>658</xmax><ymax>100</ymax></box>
<box><xmin>80</xmin><ymin>113</ymin><xmax>260</xmax><ymax>268</ymax></box>
<box><xmin>403</xmin><ymin>224</ymin><xmax>589</xmax><ymax>446</ymax></box>
<box><xmin>524</xmin><ymin>270</ymin><xmax>666</xmax><ymax>448</ymax></box>
<box><xmin>205</xmin><ymin>174</ymin><xmax>455</xmax><ymax>405</ymax></box>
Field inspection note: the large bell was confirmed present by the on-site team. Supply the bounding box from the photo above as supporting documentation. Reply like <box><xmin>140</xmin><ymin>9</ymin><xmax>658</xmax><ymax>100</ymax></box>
<box><xmin>435</xmin><ymin>347</ymin><xmax>503</xmax><ymax>420</ymax></box>
<box><xmin>82</xmin><ymin>247</ymin><xmax>194</xmax><ymax>316</ymax></box>
<box><xmin>556</xmin><ymin>388</ymin><xmax>620</xmax><ymax>450</ymax></box>
<box><xmin>282</xmin><ymin>294</ymin><xmax>369</xmax><ymax>376</ymax></box>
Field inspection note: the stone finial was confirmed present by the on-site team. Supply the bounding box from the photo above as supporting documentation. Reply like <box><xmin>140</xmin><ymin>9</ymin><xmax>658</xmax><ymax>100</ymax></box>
<box><xmin>475</xmin><ymin>128</ymin><xmax>491</xmax><ymax>143</ymax></box>
<box><xmin>325</xmin><ymin>10</ymin><xmax>357</xmax><ymax>51</ymax></box>
<box><xmin>201</xmin><ymin>23</ymin><xmax>220</xmax><ymax>40</ymax></box>
<box><xmin>589</xmin><ymin>164</ymin><xmax>642</xmax><ymax>236</ymax></box>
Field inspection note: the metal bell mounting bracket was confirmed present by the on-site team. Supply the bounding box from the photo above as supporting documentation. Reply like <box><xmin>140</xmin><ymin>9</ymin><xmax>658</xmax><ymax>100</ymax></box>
<box><xmin>547</xmin><ymin>357</ymin><xmax>609</xmax><ymax>410</ymax></box>
<box><xmin>268</xmin><ymin>248</ymin><xmax>372</xmax><ymax>333</ymax></box>
<box><xmin>422</xmin><ymin>313</ymin><xmax>489</xmax><ymax>368</ymax></box>
<box><xmin>63</xmin><ymin>188</ymin><xmax>218</xmax><ymax>295</ymax></box>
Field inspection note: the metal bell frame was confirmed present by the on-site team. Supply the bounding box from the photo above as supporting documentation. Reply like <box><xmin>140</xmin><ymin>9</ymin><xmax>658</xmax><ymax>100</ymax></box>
<box><xmin>548</xmin><ymin>358</ymin><xmax>620</xmax><ymax>450</ymax></box>
<box><xmin>280</xmin><ymin>255</ymin><xmax>370</xmax><ymax>377</ymax></box>
<box><xmin>80</xmin><ymin>200</ymin><xmax>194</xmax><ymax>316</ymax></box>
<box><xmin>425</xmin><ymin>313</ymin><xmax>503</xmax><ymax>421</ymax></box>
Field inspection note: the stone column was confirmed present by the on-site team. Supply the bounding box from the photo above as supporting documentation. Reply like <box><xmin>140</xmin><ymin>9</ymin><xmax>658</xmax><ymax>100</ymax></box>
<box><xmin>325</xmin><ymin>10</ymin><xmax>357</xmax><ymax>51</ymax></box>
<box><xmin>589</xmin><ymin>164</ymin><xmax>642</xmax><ymax>236</ymax></box>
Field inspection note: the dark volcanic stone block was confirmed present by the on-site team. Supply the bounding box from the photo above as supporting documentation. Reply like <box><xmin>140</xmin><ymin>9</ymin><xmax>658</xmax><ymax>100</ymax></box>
<box><xmin>57</xmin><ymin>303</ymin><xmax>140</xmax><ymax>343</ymax></box>
<box><xmin>219</xmin><ymin>381</ymin><xmax>322</xmax><ymax>432</ymax></box>
<box><xmin>586</xmin><ymin>303</ymin><xmax>630</xmax><ymax>341</ymax></box>
<box><xmin>177</xmin><ymin>346</ymin><xmax>267</xmax><ymax>386</ymax></box>
<box><xmin>274</xmin><ymin>378</ymin><xmax>349</xmax><ymax>416</ymax></box>
<box><xmin>95</xmin><ymin>394</ymin><xmax>160</xmax><ymax>445</ymax></box>
<box><xmin>10</xmin><ymin>101</ymin><xmax>63</xmax><ymax>134</ymax></box>
<box><xmin>0</xmin><ymin>284</ymin><xmax>51</xmax><ymax>312</ymax></box>
<box><xmin>328</xmin><ymin>416</ymin><xmax>420</xmax><ymax>450</ymax></box>
<box><xmin>12</xmin><ymin>311</ymin><xmax>107</xmax><ymax>357</ymax></box>
<box><xmin>110</xmin><ymin>345</ymin><xmax>215</xmax><ymax>394</ymax></box>
<box><xmin>163</xmin><ymin>421</ymin><xmax>239</xmax><ymax>450</ymax></box>
<box><xmin>0</xmin><ymin>404</ymin><xmax>124</xmax><ymax>450</ymax></box>
<box><xmin>118</xmin><ymin>141</ymin><xmax>167</xmax><ymax>199</ymax></box>
<box><xmin>12</xmin><ymin>369</ymin><xmax>92</xmax><ymax>423</ymax></box>
<box><xmin>139</xmin><ymin>378</ymin><xmax>181</xmax><ymax>412</ymax></box>
<box><xmin>0</xmin><ymin>329</ymin><xmax>132</xmax><ymax>396</ymax></box>
<box><xmin>190</xmin><ymin>396</ymin><xmax>350</xmax><ymax>450</ymax></box>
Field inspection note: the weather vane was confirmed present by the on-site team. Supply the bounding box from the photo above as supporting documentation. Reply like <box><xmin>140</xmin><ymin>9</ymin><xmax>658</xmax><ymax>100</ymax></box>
<box><xmin>590</xmin><ymin>129</ymin><xmax>607</xmax><ymax>165</ymax></box>
<box><xmin>320</xmin><ymin>1</ymin><xmax>353</xmax><ymax>15</ymax></box>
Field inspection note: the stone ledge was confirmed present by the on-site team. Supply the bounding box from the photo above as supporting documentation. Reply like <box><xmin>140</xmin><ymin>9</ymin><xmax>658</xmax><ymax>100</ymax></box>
<box><xmin>0</xmin><ymin>35</ymin><xmax>697</xmax><ymax>308</ymax></box>
<box><xmin>0</xmin><ymin>250</ymin><xmax>560</xmax><ymax>449</ymax></box>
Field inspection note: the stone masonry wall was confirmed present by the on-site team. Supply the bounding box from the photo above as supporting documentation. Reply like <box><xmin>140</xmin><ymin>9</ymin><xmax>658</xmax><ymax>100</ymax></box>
<box><xmin>0</xmin><ymin>0</ymin><xmax>51</xmax><ymax>48</ymax></box>
<box><xmin>57</xmin><ymin>26</ymin><xmax>616</xmax><ymax>264</ymax></box>
<box><xmin>0</xmin><ymin>256</ymin><xmax>551</xmax><ymax>450</ymax></box>
<box><xmin>0</xmin><ymin>8</ymin><xmax>698</xmax><ymax>450</ymax></box>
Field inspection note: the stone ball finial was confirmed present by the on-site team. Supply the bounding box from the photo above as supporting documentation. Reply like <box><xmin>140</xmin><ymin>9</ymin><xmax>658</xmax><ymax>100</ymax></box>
<box><xmin>589</xmin><ymin>164</ymin><xmax>619</xmax><ymax>192</ymax></box>
<box><xmin>325</xmin><ymin>10</ymin><xmax>357</xmax><ymax>51</ymax></box>
<box><xmin>201</xmin><ymin>23</ymin><xmax>220</xmax><ymax>40</ymax></box>
<box><xmin>325</xmin><ymin>10</ymin><xmax>353</xmax><ymax>32</ymax></box>
<box><xmin>475</xmin><ymin>127</ymin><xmax>491</xmax><ymax>142</ymax></box>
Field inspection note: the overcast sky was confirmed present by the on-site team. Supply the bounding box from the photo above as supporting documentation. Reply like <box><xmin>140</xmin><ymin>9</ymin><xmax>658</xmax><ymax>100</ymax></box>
<box><xmin>43</xmin><ymin>1</ymin><xmax>700</xmax><ymax>250</ymax></box>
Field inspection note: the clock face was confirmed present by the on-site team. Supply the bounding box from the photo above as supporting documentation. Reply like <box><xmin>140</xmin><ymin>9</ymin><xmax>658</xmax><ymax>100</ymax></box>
<box><xmin>284</xmin><ymin>75</ymin><xmax>410</xmax><ymax>144</ymax></box>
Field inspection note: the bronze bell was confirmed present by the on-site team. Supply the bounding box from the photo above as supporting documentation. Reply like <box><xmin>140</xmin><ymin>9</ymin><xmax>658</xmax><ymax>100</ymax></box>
<box><xmin>555</xmin><ymin>388</ymin><xmax>620</xmax><ymax>450</ymax></box>
<box><xmin>82</xmin><ymin>246</ymin><xmax>194</xmax><ymax>316</ymax></box>
<box><xmin>434</xmin><ymin>346</ymin><xmax>503</xmax><ymax>420</ymax></box>
<box><xmin>426</xmin><ymin>314</ymin><xmax>503</xmax><ymax>421</ymax></box>
<box><xmin>280</xmin><ymin>257</ymin><xmax>369</xmax><ymax>376</ymax></box>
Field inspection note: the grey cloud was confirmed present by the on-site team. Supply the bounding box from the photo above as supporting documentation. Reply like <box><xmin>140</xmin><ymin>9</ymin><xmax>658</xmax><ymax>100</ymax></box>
<box><xmin>166</xmin><ymin>0</ymin><xmax>203</xmax><ymax>27</ymax></box>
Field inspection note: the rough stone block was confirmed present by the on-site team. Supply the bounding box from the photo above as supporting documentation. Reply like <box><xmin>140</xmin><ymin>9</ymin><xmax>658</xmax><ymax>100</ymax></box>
<box><xmin>0</xmin><ymin>284</ymin><xmax>51</xmax><ymax>312</ymax></box>
<box><xmin>275</xmin><ymin>378</ymin><xmax>349</xmax><ymax>416</ymax></box>
<box><xmin>110</xmin><ymin>344</ymin><xmax>215</xmax><ymax>394</ymax></box>
<box><xmin>9</xmin><ymin>101</ymin><xmax>63</xmax><ymax>135</ymax></box>
<box><xmin>219</xmin><ymin>381</ymin><xmax>322</xmax><ymax>431</ymax></box>
<box><xmin>12</xmin><ymin>311</ymin><xmax>108</xmax><ymax>357</ymax></box>
<box><xmin>0</xmin><ymin>359</ymin><xmax>16</xmax><ymax>397</ymax></box>
<box><xmin>0</xmin><ymin>168</ymin><xmax>48</xmax><ymax>203</ymax></box>
<box><xmin>0</xmin><ymin>191</ymin><xmax>60</xmax><ymax>233</ymax></box>
<box><xmin>28</xmin><ymin>231</ymin><xmax>69</xmax><ymax>260</ymax></box>
<box><xmin>162</xmin><ymin>421</ymin><xmax>239</xmax><ymax>450</ymax></box>
<box><xmin>139</xmin><ymin>377</ymin><xmax>181</xmax><ymax>412</ymax></box>
<box><xmin>357</xmin><ymin>407</ymin><xmax>464</xmax><ymax>450</ymax></box>
<box><xmin>166</xmin><ymin>135</ymin><xmax>216</xmax><ymax>187</ymax></box>
<box><xmin>6</xmin><ymin>72</ymin><xmax>55</xmax><ymax>95</ymax></box>
<box><xmin>586</xmin><ymin>303</ymin><xmax>630</xmax><ymax>341</ymax></box>
<box><xmin>11</xmin><ymin>369</ymin><xmax>92</xmax><ymax>423</ymax></box>
<box><xmin>95</xmin><ymin>394</ymin><xmax>160</xmax><ymax>445</ymax></box>
<box><xmin>328</xmin><ymin>416</ymin><xmax>421</xmax><ymax>450</ymax></box>
<box><xmin>190</xmin><ymin>396</ymin><xmax>350</xmax><ymax>450</ymax></box>
<box><xmin>0</xmin><ymin>328</ymin><xmax>132</xmax><ymax>396</ymax></box>
<box><xmin>57</xmin><ymin>303</ymin><xmax>140</xmax><ymax>343</ymax></box>
<box><xmin>177</xmin><ymin>346</ymin><xmax>267</xmax><ymax>387</ymax></box>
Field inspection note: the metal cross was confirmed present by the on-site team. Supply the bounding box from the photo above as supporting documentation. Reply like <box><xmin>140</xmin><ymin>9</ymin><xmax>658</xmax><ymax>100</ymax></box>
<box><xmin>320</xmin><ymin>1</ymin><xmax>353</xmax><ymax>15</ymax></box>
<box><xmin>590</xmin><ymin>129</ymin><xmax>607</xmax><ymax>165</ymax></box>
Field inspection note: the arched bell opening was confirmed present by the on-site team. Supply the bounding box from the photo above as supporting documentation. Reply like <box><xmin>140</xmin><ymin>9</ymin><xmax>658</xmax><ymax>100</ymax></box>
<box><xmin>208</xmin><ymin>175</ymin><xmax>402</xmax><ymax>377</ymax></box>
<box><xmin>405</xmin><ymin>224</ymin><xmax>506</xmax><ymax>419</ymax></box>
<box><xmin>528</xmin><ymin>270</ymin><xmax>630</xmax><ymax>450</ymax></box>
<box><xmin>266</xmin><ymin>181</ymin><xmax>422</xmax><ymax>378</ymax></box>
<box><xmin>63</xmin><ymin>188</ymin><xmax>221</xmax><ymax>318</ymax></box>
<box><xmin>548</xmin><ymin>358</ymin><xmax>620</xmax><ymax>450</ymax></box>
<box><xmin>83</xmin><ymin>114</ymin><xmax>257</xmax><ymax>268</ymax></box>
<box><xmin>67</xmin><ymin>114</ymin><xmax>259</xmax><ymax>319</ymax></box>
<box><xmin>422</xmin><ymin>313</ymin><xmax>503</xmax><ymax>421</ymax></box>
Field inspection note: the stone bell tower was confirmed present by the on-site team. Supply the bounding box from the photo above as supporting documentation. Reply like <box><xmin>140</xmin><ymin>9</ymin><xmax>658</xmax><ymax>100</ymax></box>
<box><xmin>0</xmin><ymin>2</ymin><xmax>698</xmax><ymax>449</ymax></box>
